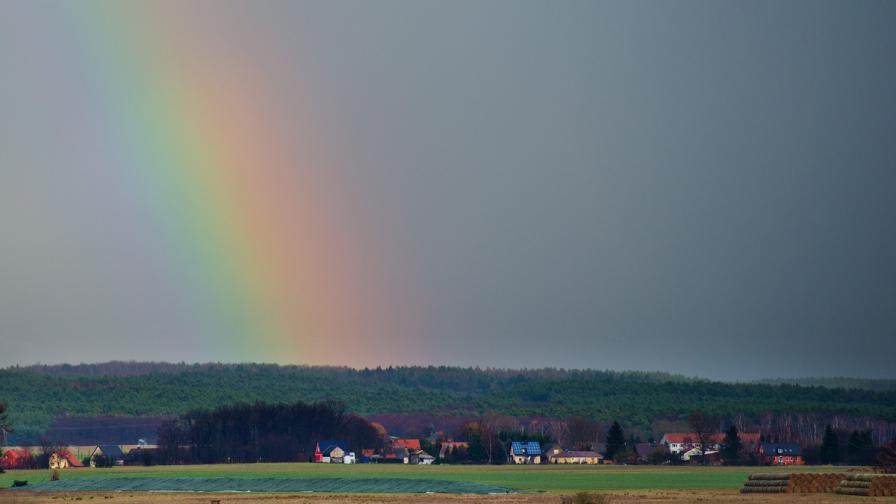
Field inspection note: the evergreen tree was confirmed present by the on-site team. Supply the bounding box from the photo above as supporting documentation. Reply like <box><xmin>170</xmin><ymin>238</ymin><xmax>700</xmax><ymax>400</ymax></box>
<box><xmin>605</xmin><ymin>421</ymin><xmax>626</xmax><ymax>461</ymax></box>
<box><xmin>0</xmin><ymin>402</ymin><xmax>11</xmax><ymax>446</ymax></box>
<box><xmin>820</xmin><ymin>425</ymin><xmax>840</xmax><ymax>464</ymax></box>
<box><xmin>720</xmin><ymin>425</ymin><xmax>743</xmax><ymax>464</ymax></box>
<box><xmin>467</xmin><ymin>434</ymin><xmax>489</xmax><ymax>463</ymax></box>
<box><xmin>847</xmin><ymin>429</ymin><xmax>874</xmax><ymax>465</ymax></box>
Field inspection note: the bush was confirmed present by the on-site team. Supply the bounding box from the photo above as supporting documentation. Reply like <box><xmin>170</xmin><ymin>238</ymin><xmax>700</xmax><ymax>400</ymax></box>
<box><xmin>561</xmin><ymin>492</ymin><xmax>610</xmax><ymax>504</ymax></box>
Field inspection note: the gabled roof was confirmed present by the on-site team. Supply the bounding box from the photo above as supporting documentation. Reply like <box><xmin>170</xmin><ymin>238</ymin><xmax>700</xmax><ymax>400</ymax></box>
<box><xmin>393</xmin><ymin>438</ymin><xmax>421</xmax><ymax>450</ymax></box>
<box><xmin>63</xmin><ymin>451</ymin><xmax>83</xmax><ymax>467</ymax></box>
<box><xmin>761</xmin><ymin>443</ymin><xmax>802</xmax><ymax>456</ymax></box>
<box><xmin>317</xmin><ymin>440</ymin><xmax>349</xmax><ymax>452</ymax></box>
<box><xmin>95</xmin><ymin>445</ymin><xmax>123</xmax><ymax>458</ymax></box>
<box><xmin>510</xmin><ymin>441</ymin><xmax>541</xmax><ymax>456</ymax></box>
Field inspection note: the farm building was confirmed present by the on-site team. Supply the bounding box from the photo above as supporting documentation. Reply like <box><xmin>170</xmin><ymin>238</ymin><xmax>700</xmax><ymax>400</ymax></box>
<box><xmin>679</xmin><ymin>446</ymin><xmax>719</xmax><ymax>463</ymax></box>
<box><xmin>509</xmin><ymin>441</ymin><xmax>542</xmax><ymax>464</ymax></box>
<box><xmin>90</xmin><ymin>445</ymin><xmax>124</xmax><ymax>466</ymax></box>
<box><xmin>548</xmin><ymin>450</ymin><xmax>602</xmax><ymax>464</ymax></box>
<box><xmin>759</xmin><ymin>443</ymin><xmax>804</xmax><ymax>465</ymax></box>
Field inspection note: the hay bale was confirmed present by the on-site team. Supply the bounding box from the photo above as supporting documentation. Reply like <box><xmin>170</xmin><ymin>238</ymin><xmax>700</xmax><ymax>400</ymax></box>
<box><xmin>741</xmin><ymin>486</ymin><xmax>788</xmax><ymax>493</ymax></box>
<box><xmin>835</xmin><ymin>473</ymin><xmax>896</xmax><ymax>497</ymax></box>
<box><xmin>749</xmin><ymin>473</ymin><xmax>791</xmax><ymax>480</ymax></box>
<box><xmin>744</xmin><ymin>480</ymin><xmax>790</xmax><ymax>487</ymax></box>
<box><xmin>836</xmin><ymin>487</ymin><xmax>871</xmax><ymax>496</ymax></box>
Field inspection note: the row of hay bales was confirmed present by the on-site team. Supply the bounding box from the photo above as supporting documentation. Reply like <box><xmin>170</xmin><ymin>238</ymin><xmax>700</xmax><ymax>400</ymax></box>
<box><xmin>741</xmin><ymin>473</ymin><xmax>844</xmax><ymax>494</ymax></box>
<box><xmin>835</xmin><ymin>474</ymin><xmax>896</xmax><ymax>497</ymax></box>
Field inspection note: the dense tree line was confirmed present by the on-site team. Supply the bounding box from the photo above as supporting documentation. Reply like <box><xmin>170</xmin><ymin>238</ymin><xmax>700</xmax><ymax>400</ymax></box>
<box><xmin>156</xmin><ymin>401</ymin><xmax>377</xmax><ymax>464</ymax></box>
<box><xmin>2</xmin><ymin>363</ymin><xmax>896</xmax><ymax>444</ymax></box>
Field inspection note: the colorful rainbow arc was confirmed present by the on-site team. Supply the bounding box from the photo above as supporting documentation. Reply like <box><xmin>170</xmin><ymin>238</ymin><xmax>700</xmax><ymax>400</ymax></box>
<box><xmin>64</xmin><ymin>2</ymin><xmax>405</xmax><ymax>364</ymax></box>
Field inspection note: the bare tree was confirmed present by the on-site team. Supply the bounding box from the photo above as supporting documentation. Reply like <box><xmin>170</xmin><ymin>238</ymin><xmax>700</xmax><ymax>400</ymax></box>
<box><xmin>480</xmin><ymin>414</ymin><xmax>517</xmax><ymax>464</ymax></box>
<box><xmin>566</xmin><ymin>416</ymin><xmax>600</xmax><ymax>450</ymax></box>
<box><xmin>688</xmin><ymin>411</ymin><xmax>720</xmax><ymax>464</ymax></box>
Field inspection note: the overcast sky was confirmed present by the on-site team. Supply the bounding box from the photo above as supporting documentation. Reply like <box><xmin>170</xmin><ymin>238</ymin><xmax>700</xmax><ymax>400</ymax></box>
<box><xmin>1</xmin><ymin>1</ymin><xmax>894</xmax><ymax>380</ymax></box>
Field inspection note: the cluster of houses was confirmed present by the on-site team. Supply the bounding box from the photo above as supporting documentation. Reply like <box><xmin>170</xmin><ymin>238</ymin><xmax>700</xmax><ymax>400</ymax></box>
<box><xmin>1</xmin><ymin>432</ymin><xmax>805</xmax><ymax>469</ymax></box>
<box><xmin>1</xmin><ymin>442</ymin><xmax>154</xmax><ymax>470</ymax></box>
<box><xmin>312</xmin><ymin>431</ymin><xmax>802</xmax><ymax>466</ymax></box>
<box><xmin>314</xmin><ymin>437</ymin><xmax>436</xmax><ymax>465</ymax></box>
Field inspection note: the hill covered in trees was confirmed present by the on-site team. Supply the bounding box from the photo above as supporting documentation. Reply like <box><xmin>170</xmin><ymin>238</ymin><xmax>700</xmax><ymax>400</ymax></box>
<box><xmin>2</xmin><ymin>362</ymin><xmax>895</xmax><ymax>444</ymax></box>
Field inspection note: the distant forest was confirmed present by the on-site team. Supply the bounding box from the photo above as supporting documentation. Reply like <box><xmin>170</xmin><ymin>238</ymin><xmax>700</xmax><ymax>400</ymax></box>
<box><xmin>2</xmin><ymin>362</ymin><xmax>895</xmax><ymax>444</ymax></box>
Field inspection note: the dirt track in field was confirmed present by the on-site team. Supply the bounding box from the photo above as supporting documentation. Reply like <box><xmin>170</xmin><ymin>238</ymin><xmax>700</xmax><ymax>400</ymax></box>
<box><xmin>2</xmin><ymin>490</ymin><xmax>893</xmax><ymax>504</ymax></box>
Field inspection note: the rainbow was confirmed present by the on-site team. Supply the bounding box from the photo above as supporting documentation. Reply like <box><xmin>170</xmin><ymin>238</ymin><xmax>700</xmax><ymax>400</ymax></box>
<box><xmin>62</xmin><ymin>3</ymin><xmax>409</xmax><ymax>363</ymax></box>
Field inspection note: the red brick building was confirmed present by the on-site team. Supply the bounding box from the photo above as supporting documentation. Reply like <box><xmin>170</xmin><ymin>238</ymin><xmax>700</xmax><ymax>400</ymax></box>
<box><xmin>759</xmin><ymin>443</ymin><xmax>804</xmax><ymax>465</ymax></box>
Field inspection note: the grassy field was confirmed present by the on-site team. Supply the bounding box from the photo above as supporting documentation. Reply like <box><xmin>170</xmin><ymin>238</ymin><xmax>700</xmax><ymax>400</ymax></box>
<box><xmin>0</xmin><ymin>463</ymin><xmax>847</xmax><ymax>493</ymax></box>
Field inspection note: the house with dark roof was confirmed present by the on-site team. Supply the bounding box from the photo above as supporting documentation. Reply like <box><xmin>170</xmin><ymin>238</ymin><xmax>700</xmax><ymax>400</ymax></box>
<box><xmin>509</xmin><ymin>441</ymin><xmax>542</xmax><ymax>464</ymax></box>
<box><xmin>90</xmin><ymin>445</ymin><xmax>124</xmax><ymax>466</ymax></box>
<box><xmin>759</xmin><ymin>443</ymin><xmax>804</xmax><ymax>466</ymax></box>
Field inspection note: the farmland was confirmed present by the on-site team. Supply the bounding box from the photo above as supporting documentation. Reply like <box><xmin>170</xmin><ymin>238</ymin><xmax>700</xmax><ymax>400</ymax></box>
<box><xmin>4</xmin><ymin>464</ymin><xmax>894</xmax><ymax>503</ymax></box>
<box><xmin>0</xmin><ymin>463</ymin><xmax>848</xmax><ymax>493</ymax></box>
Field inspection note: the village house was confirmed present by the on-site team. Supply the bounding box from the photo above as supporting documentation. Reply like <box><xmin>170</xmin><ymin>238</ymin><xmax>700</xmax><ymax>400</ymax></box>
<box><xmin>392</xmin><ymin>438</ymin><xmax>421</xmax><ymax>451</ymax></box>
<box><xmin>409</xmin><ymin>449</ymin><xmax>435</xmax><ymax>464</ymax></box>
<box><xmin>90</xmin><ymin>445</ymin><xmax>124</xmax><ymax>467</ymax></box>
<box><xmin>548</xmin><ymin>450</ymin><xmax>602</xmax><ymax>464</ymax></box>
<box><xmin>759</xmin><ymin>443</ymin><xmax>804</xmax><ymax>466</ymax></box>
<box><xmin>314</xmin><ymin>440</ymin><xmax>354</xmax><ymax>463</ymax></box>
<box><xmin>48</xmin><ymin>451</ymin><xmax>82</xmax><ymax>469</ymax></box>
<box><xmin>660</xmin><ymin>432</ymin><xmax>760</xmax><ymax>454</ymax></box>
<box><xmin>541</xmin><ymin>443</ymin><xmax>563</xmax><ymax>461</ymax></box>
<box><xmin>509</xmin><ymin>441</ymin><xmax>542</xmax><ymax>464</ymax></box>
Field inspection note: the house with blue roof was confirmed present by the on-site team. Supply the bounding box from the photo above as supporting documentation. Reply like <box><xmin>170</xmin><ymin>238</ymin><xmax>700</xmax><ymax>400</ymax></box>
<box><xmin>509</xmin><ymin>441</ymin><xmax>542</xmax><ymax>464</ymax></box>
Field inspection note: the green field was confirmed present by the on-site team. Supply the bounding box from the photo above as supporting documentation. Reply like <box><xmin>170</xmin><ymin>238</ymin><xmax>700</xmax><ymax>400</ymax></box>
<box><xmin>0</xmin><ymin>463</ymin><xmax>844</xmax><ymax>493</ymax></box>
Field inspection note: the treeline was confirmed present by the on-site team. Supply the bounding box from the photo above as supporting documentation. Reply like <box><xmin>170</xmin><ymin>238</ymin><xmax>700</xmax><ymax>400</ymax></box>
<box><xmin>155</xmin><ymin>401</ymin><xmax>377</xmax><ymax>464</ymax></box>
<box><xmin>757</xmin><ymin>377</ymin><xmax>896</xmax><ymax>392</ymax></box>
<box><xmin>2</xmin><ymin>363</ymin><xmax>896</xmax><ymax>443</ymax></box>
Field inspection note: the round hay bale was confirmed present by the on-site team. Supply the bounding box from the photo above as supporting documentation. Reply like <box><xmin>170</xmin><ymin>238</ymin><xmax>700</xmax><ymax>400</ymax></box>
<box><xmin>749</xmin><ymin>473</ymin><xmax>791</xmax><ymax>480</ymax></box>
